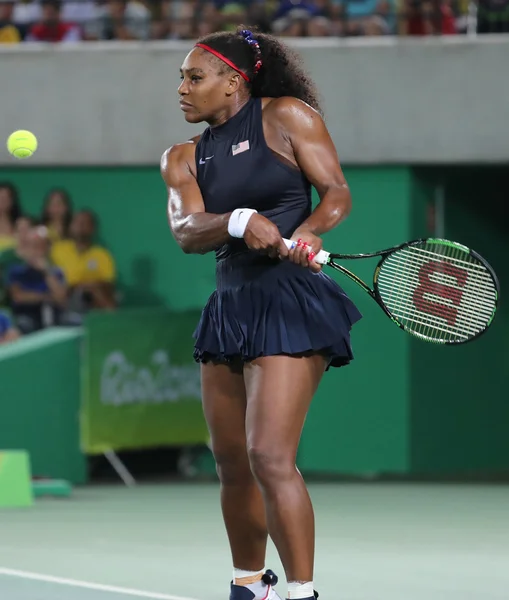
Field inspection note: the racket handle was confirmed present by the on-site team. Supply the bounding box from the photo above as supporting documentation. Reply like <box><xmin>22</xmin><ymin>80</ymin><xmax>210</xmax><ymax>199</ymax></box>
<box><xmin>282</xmin><ymin>238</ymin><xmax>330</xmax><ymax>265</ymax></box>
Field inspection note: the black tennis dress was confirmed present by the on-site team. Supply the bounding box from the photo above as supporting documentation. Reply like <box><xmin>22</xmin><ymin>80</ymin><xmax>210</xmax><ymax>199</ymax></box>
<box><xmin>193</xmin><ymin>97</ymin><xmax>362</xmax><ymax>368</ymax></box>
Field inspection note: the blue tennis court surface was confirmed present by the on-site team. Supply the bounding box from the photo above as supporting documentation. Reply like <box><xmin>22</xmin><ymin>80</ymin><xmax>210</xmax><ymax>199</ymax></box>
<box><xmin>1</xmin><ymin>483</ymin><xmax>508</xmax><ymax>600</ymax></box>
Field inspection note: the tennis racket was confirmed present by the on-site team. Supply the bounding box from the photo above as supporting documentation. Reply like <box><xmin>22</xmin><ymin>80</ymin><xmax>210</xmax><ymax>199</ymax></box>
<box><xmin>283</xmin><ymin>237</ymin><xmax>499</xmax><ymax>345</ymax></box>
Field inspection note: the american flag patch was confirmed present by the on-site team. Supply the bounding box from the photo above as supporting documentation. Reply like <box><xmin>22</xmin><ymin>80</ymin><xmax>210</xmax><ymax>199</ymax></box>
<box><xmin>232</xmin><ymin>140</ymin><xmax>250</xmax><ymax>156</ymax></box>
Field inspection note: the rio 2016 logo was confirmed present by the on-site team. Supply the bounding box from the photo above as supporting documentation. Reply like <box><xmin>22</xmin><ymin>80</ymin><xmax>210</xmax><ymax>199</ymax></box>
<box><xmin>100</xmin><ymin>350</ymin><xmax>201</xmax><ymax>406</ymax></box>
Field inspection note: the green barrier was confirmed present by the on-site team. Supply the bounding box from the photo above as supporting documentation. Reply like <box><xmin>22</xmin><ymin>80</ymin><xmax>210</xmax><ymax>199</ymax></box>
<box><xmin>81</xmin><ymin>308</ymin><xmax>209</xmax><ymax>454</ymax></box>
<box><xmin>0</xmin><ymin>450</ymin><xmax>33</xmax><ymax>508</ymax></box>
<box><xmin>0</xmin><ymin>329</ymin><xmax>86</xmax><ymax>484</ymax></box>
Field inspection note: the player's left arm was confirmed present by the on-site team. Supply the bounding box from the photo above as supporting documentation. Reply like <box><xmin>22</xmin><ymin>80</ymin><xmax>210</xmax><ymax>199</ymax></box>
<box><xmin>271</xmin><ymin>97</ymin><xmax>351</xmax><ymax>269</ymax></box>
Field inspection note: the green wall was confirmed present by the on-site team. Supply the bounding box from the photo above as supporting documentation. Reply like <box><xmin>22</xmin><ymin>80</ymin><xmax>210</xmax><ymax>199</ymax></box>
<box><xmin>0</xmin><ymin>329</ymin><xmax>86</xmax><ymax>484</ymax></box>
<box><xmin>410</xmin><ymin>167</ymin><xmax>509</xmax><ymax>474</ymax></box>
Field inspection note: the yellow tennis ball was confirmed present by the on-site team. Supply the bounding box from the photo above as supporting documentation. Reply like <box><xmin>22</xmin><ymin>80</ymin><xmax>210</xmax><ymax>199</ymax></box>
<box><xmin>7</xmin><ymin>130</ymin><xmax>38</xmax><ymax>159</ymax></box>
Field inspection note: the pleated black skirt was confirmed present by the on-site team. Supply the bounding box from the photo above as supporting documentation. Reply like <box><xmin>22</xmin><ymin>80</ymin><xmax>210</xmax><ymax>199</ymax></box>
<box><xmin>193</xmin><ymin>252</ymin><xmax>362</xmax><ymax>369</ymax></box>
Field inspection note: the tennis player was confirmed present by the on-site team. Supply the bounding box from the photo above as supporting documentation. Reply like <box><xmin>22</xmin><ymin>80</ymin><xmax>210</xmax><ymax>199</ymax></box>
<box><xmin>161</xmin><ymin>28</ymin><xmax>362</xmax><ymax>600</ymax></box>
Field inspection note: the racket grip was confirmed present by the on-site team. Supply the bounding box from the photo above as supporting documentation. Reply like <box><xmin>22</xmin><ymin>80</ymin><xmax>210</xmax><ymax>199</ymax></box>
<box><xmin>282</xmin><ymin>238</ymin><xmax>330</xmax><ymax>265</ymax></box>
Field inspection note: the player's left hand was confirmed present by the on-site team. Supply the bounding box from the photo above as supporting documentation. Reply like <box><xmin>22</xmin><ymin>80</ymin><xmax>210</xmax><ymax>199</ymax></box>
<box><xmin>287</xmin><ymin>229</ymin><xmax>323</xmax><ymax>272</ymax></box>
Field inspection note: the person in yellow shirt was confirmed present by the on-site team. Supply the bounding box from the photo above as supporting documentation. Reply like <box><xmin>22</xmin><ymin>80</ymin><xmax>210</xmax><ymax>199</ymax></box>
<box><xmin>51</xmin><ymin>210</ymin><xmax>117</xmax><ymax>311</ymax></box>
<box><xmin>0</xmin><ymin>1</ymin><xmax>24</xmax><ymax>44</ymax></box>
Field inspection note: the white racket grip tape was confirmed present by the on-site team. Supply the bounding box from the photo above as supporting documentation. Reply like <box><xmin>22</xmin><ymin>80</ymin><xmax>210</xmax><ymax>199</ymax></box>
<box><xmin>283</xmin><ymin>238</ymin><xmax>330</xmax><ymax>265</ymax></box>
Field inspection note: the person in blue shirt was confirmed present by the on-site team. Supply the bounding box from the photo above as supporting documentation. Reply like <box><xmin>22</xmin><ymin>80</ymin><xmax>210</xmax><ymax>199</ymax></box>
<box><xmin>0</xmin><ymin>310</ymin><xmax>20</xmax><ymax>344</ymax></box>
<box><xmin>271</xmin><ymin>0</ymin><xmax>334</xmax><ymax>35</ymax></box>
<box><xmin>7</xmin><ymin>226</ymin><xmax>68</xmax><ymax>334</ymax></box>
<box><xmin>330</xmin><ymin>0</ymin><xmax>395</xmax><ymax>35</ymax></box>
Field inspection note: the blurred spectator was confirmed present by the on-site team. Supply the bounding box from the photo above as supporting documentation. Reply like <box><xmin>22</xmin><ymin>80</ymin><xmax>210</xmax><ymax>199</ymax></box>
<box><xmin>0</xmin><ymin>310</ymin><xmax>20</xmax><ymax>344</ymax></box>
<box><xmin>5</xmin><ymin>0</ymin><xmax>476</xmax><ymax>39</ymax></box>
<box><xmin>59</xmin><ymin>1</ymin><xmax>98</xmax><ymax>25</ymax></box>
<box><xmin>51</xmin><ymin>210</ymin><xmax>117</xmax><ymax>317</ymax></box>
<box><xmin>7</xmin><ymin>226</ymin><xmax>68</xmax><ymax>334</ymax></box>
<box><xmin>14</xmin><ymin>216</ymin><xmax>38</xmax><ymax>261</ymax></box>
<box><xmin>26</xmin><ymin>0</ymin><xmax>82</xmax><ymax>42</ymax></box>
<box><xmin>402</xmin><ymin>0</ymin><xmax>457</xmax><ymax>34</ymax></box>
<box><xmin>196</xmin><ymin>1</ymin><xmax>222</xmax><ymax>35</ymax></box>
<box><xmin>151</xmin><ymin>0</ymin><xmax>201</xmax><ymax>39</ymax></box>
<box><xmin>220</xmin><ymin>3</ymin><xmax>246</xmax><ymax>32</ymax></box>
<box><xmin>41</xmin><ymin>188</ymin><xmax>73</xmax><ymax>243</ymax></box>
<box><xmin>12</xmin><ymin>0</ymin><xmax>41</xmax><ymax>26</ymax></box>
<box><xmin>331</xmin><ymin>0</ymin><xmax>396</xmax><ymax>35</ymax></box>
<box><xmin>12</xmin><ymin>0</ymin><xmax>99</xmax><ymax>26</ymax></box>
<box><xmin>248</xmin><ymin>0</ymin><xmax>279</xmax><ymax>32</ymax></box>
<box><xmin>272</xmin><ymin>0</ymin><xmax>334</xmax><ymax>36</ymax></box>
<box><xmin>0</xmin><ymin>215</ymin><xmax>38</xmax><ymax>306</ymax></box>
<box><xmin>212</xmin><ymin>0</ymin><xmax>258</xmax><ymax>32</ymax></box>
<box><xmin>86</xmin><ymin>0</ymin><xmax>151</xmax><ymax>41</ymax></box>
<box><xmin>0</xmin><ymin>0</ymin><xmax>25</xmax><ymax>43</ymax></box>
<box><xmin>0</xmin><ymin>182</ymin><xmax>22</xmax><ymax>253</ymax></box>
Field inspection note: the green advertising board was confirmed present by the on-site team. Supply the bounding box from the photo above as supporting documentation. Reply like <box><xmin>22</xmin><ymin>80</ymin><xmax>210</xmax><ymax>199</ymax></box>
<box><xmin>81</xmin><ymin>308</ymin><xmax>209</xmax><ymax>454</ymax></box>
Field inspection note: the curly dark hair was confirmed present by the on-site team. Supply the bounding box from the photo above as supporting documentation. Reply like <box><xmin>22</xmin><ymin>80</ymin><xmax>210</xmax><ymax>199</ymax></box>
<box><xmin>196</xmin><ymin>28</ymin><xmax>323</xmax><ymax>115</ymax></box>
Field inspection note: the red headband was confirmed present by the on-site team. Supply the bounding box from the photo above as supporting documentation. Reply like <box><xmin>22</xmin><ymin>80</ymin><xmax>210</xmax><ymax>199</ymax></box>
<box><xmin>195</xmin><ymin>43</ymin><xmax>250</xmax><ymax>82</ymax></box>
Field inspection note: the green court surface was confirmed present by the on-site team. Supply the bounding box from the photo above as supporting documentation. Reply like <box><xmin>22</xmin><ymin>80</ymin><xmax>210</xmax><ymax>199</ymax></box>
<box><xmin>0</xmin><ymin>482</ymin><xmax>508</xmax><ymax>600</ymax></box>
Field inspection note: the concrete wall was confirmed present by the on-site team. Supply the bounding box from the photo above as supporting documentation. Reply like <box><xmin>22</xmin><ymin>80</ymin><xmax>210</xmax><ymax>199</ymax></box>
<box><xmin>1</xmin><ymin>36</ymin><xmax>508</xmax><ymax>166</ymax></box>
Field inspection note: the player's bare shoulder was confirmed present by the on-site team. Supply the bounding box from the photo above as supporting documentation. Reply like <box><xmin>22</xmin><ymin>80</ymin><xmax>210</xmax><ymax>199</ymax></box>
<box><xmin>262</xmin><ymin>96</ymin><xmax>322</xmax><ymax>132</ymax></box>
<box><xmin>160</xmin><ymin>135</ymin><xmax>201</xmax><ymax>185</ymax></box>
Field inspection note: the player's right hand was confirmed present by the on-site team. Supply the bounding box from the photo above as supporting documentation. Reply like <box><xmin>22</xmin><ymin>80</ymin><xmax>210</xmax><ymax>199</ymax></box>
<box><xmin>244</xmin><ymin>214</ymin><xmax>289</xmax><ymax>260</ymax></box>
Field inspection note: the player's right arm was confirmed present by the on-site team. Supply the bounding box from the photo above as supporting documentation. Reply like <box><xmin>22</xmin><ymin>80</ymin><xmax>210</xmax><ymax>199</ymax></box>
<box><xmin>161</xmin><ymin>142</ymin><xmax>230</xmax><ymax>255</ymax></box>
<box><xmin>160</xmin><ymin>142</ymin><xmax>287</xmax><ymax>257</ymax></box>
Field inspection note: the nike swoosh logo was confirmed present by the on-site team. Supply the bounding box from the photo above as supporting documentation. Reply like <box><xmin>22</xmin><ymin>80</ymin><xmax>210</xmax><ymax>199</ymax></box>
<box><xmin>199</xmin><ymin>156</ymin><xmax>214</xmax><ymax>165</ymax></box>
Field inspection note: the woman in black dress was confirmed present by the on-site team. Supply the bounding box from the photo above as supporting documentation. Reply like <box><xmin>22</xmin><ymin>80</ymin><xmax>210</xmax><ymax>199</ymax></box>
<box><xmin>161</xmin><ymin>28</ymin><xmax>362</xmax><ymax>600</ymax></box>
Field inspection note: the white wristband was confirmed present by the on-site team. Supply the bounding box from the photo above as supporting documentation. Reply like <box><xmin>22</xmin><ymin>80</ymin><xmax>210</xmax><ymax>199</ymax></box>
<box><xmin>228</xmin><ymin>208</ymin><xmax>258</xmax><ymax>238</ymax></box>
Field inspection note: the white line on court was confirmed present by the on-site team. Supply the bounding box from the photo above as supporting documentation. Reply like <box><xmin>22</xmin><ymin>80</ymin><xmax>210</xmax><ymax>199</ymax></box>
<box><xmin>0</xmin><ymin>567</ymin><xmax>201</xmax><ymax>600</ymax></box>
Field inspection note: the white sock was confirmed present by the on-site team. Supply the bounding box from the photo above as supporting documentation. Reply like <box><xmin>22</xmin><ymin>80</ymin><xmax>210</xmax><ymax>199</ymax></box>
<box><xmin>234</xmin><ymin>568</ymin><xmax>266</xmax><ymax>596</ymax></box>
<box><xmin>287</xmin><ymin>581</ymin><xmax>314</xmax><ymax>599</ymax></box>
